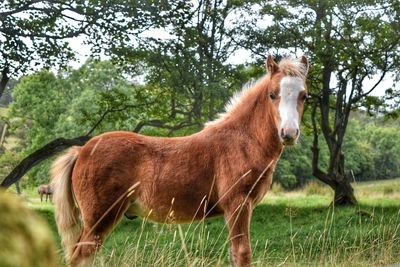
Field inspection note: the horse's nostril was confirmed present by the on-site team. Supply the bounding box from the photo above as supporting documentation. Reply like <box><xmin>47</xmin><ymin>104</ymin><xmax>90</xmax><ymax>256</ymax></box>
<box><xmin>281</xmin><ymin>128</ymin><xmax>297</xmax><ymax>138</ymax></box>
<box><xmin>283</xmin><ymin>135</ymin><xmax>293</xmax><ymax>141</ymax></box>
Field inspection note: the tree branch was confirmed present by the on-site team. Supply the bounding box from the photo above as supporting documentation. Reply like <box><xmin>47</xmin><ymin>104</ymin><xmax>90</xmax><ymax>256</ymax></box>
<box><xmin>0</xmin><ymin>103</ymin><xmax>143</xmax><ymax>188</ymax></box>
<box><xmin>85</xmin><ymin>105</ymin><xmax>136</xmax><ymax>136</ymax></box>
<box><xmin>0</xmin><ymin>136</ymin><xmax>90</xmax><ymax>188</ymax></box>
<box><xmin>0</xmin><ymin>0</ymin><xmax>43</xmax><ymax>17</ymax></box>
<box><xmin>133</xmin><ymin>119</ymin><xmax>200</xmax><ymax>135</ymax></box>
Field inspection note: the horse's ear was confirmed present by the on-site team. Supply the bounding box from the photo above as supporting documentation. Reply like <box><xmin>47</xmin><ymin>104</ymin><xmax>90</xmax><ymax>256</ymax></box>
<box><xmin>266</xmin><ymin>55</ymin><xmax>279</xmax><ymax>75</ymax></box>
<box><xmin>300</xmin><ymin>56</ymin><xmax>309</xmax><ymax>77</ymax></box>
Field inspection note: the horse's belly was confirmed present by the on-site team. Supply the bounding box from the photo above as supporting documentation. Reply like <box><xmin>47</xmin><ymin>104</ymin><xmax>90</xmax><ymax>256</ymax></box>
<box><xmin>130</xmin><ymin>171</ymin><xmax>220</xmax><ymax>223</ymax></box>
<box><xmin>126</xmin><ymin>197</ymin><xmax>222</xmax><ymax>224</ymax></box>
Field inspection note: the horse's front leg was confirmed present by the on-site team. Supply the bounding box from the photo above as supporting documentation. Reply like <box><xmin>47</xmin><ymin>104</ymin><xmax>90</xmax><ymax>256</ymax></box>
<box><xmin>223</xmin><ymin>198</ymin><xmax>253</xmax><ymax>267</ymax></box>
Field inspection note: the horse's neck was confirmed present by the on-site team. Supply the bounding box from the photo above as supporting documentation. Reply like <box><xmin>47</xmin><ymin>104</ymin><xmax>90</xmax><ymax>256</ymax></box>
<box><xmin>212</xmin><ymin>88</ymin><xmax>283</xmax><ymax>158</ymax></box>
<box><xmin>247</xmin><ymin>98</ymin><xmax>283</xmax><ymax>157</ymax></box>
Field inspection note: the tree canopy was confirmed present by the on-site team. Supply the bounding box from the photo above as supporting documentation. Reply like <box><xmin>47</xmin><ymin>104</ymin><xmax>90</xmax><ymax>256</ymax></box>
<box><xmin>0</xmin><ymin>0</ymin><xmax>170</xmax><ymax>97</ymax></box>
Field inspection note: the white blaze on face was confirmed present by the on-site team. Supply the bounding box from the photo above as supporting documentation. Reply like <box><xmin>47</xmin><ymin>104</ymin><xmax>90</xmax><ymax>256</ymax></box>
<box><xmin>278</xmin><ymin>76</ymin><xmax>305</xmax><ymax>139</ymax></box>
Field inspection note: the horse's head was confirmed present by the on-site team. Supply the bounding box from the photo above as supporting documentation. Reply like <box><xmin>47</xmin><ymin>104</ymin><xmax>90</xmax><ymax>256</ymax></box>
<box><xmin>266</xmin><ymin>55</ymin><xmax>309</xmax><ymax>146</ymax></box>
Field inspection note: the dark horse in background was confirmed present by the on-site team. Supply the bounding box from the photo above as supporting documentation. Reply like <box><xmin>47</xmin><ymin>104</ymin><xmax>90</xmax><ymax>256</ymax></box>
<box><xmin>38</xmin><ymin>184</ymin><xmax>53</xmax><ymax>202</ymax></box>
<box><xmin>51</xmin><ymin>55</ymin><xmax>309</xmax><ymax>267</ymax></box>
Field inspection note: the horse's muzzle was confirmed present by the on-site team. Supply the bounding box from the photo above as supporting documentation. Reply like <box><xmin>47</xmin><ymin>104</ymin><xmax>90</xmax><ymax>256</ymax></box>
<box><xmin>280</xmin><ymin>128</ymin><xmax>299</xmax><ymax>146</ymax></box>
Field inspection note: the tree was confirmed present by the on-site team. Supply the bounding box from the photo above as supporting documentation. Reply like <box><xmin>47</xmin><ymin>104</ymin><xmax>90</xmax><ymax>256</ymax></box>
<box><xmin>0</xmin><ymin>0</ymin><xmax>167</xmax><ymax>98</ymax></box>
<box><xmin>309</xmin><ymin>0</ymin><xmax>399</xmax><ymax>205</ymax></box>
<box><xmin>241</xmin><ymin>0</ymin><xmax>400</xmax><ymax>205</ymax></box>
<box><xmin>0</xmin><ymin>1</ymin><xmax>189</xmax><ymax>188</ymax></box>
<box><xmin>115</xmin><ymin>0</ymin><xmax>253</xmax><ymax>127</ymax></box>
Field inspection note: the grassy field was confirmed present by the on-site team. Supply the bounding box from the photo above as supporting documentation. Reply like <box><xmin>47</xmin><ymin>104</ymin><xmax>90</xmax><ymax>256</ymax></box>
<box><xmin>20</xmin><ymin>179</ymin><xmax>400</xmax><ymax>266</ymax></box>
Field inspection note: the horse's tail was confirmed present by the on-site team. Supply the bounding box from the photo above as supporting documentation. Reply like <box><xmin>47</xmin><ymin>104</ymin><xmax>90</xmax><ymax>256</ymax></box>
<box><xmin>51</xmin><ymin>146</ymin><xmax>81</xmax><ymax>262</ymax></box>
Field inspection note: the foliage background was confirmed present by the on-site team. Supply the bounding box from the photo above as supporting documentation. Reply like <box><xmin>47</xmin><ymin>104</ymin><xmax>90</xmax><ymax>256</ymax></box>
<box><xmin>1</xmin><ymin>59</ymin><xmax>399</xmax><ymax>189</ymax></box>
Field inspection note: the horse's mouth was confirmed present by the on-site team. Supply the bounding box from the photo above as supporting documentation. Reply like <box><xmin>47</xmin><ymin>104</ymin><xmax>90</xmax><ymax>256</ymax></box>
<box><xmin>280</xmin><ymin>130</ymin><xmax>299</xmax><ymax>146</ymax></box>
<box><xmin>282</xmin><ymin>138</ymin><xmax>297</xmax><ymax>146</ymax></box>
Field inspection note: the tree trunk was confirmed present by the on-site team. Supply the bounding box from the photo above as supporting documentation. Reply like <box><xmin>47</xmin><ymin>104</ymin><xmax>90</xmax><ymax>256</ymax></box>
<box><xmin>314</xmin><ymin>144</ymin><xmax>357</xmax><ymax>206</ymax></box>
<box><xmin>311</xmin><ymin>101</ymin><xmax>357</xmax><ymax>206</ymax></box>
<box><xmin>314</xmin><ymin>166</ymin><xmax>357</xmax><ymax>206</ymax></box>
<box><xmin>171</xmin><ymin>89</ymin><xmax>176</xmax><ymax>119</ymax></box>
<box><xmin>0</xmin><ymin>66</ymin><xmax>10</xmax><ymax>99</ymax></box>
<box><xmin>208</xmin><ymin>92</ymin><xmax>215</xmax><ymax>120</ymax></box>
<box><xmin>332</xmin><ymin>177</ymin><xmax>357</xmax><ymax>205</ymax></box>
<box><xmin>193</xmin><ymin>92</ymin><xmax>203</xmax><ymax>120</ymax></box>
<box><xmin>0</xmin><ymin>123</ymin><xmax>8</xmax><ymax>146</ymax></box>
<box><xmin>330</xmin><ymin>151</ymin><xmax>357</xmax><ymax>205</ymax></box>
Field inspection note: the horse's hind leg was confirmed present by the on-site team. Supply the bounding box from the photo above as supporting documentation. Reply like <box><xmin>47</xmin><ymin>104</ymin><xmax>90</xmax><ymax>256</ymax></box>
<box><xmin>70</xmin><ymin>199</ymin><xmax>130</xmax><ymax>267</ymax></box>
<box><xmin>70</xmin><ymin>227</ymin><xmax>103</xmax><ymax>267</ymax></box>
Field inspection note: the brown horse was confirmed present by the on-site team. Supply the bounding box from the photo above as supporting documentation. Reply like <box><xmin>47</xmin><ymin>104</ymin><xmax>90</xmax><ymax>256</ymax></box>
<box><xmin>38</xmin><ymin>184</ymin><xmax>53</xmax><ymax>202</ymax></box>
<box><xmin>51</xmin><ymin>55</ymin><xmax>309</xmax><ymax>267</ymax></box>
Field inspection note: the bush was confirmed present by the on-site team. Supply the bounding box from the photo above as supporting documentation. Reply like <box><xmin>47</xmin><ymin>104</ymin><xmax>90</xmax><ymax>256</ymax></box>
<box><xmin>279</xmin><ymin>174</ymin><xmax>297</xmax><ymax>189</ymax></box>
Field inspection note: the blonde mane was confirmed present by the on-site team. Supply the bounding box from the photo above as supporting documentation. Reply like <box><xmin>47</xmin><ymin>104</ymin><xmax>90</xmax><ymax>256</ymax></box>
<box><xmin>205</xmin><ymin>78</ymin><xmax>261</xmax><ymax>127</ymax></box>
<box><xmin>278</xmin><ymin>58</ymin><xmax>307</xmax><ymax>80</ymax></box>
<box><xmin>205</xmin><ymin>57</ymin><xmax>306</xmax><ymax>127</ymax></box>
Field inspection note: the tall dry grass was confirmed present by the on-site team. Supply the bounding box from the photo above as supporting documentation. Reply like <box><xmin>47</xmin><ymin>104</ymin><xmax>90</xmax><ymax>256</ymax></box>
<box><xmin>92</xmin><ymin>201</ymin><xmax>400</xmax><ymax>266</ymax></box>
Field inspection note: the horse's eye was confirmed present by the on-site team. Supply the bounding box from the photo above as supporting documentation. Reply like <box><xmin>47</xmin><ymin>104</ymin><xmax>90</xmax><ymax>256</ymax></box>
<box><xmin>270</xmin><ymin>92</ymin><xmax>277</xmax><ymax>100</ymax></box>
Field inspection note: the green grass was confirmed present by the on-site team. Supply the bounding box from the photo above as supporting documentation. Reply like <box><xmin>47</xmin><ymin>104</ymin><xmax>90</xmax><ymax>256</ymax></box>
<box><xmin>354</xmin><ymin>179</ymin><xmax>400</xmax><ymax>206</ymax></box>
<box><xmin>26</xmin><ymin>179</ymin><xmax>400</xmax><ymax>266</ymax></box>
